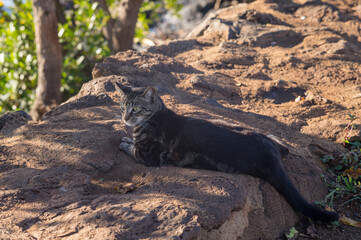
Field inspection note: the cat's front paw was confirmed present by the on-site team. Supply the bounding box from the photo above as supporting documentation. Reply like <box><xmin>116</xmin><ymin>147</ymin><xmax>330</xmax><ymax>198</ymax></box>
<box><xmin>121</xmin><ymin>137</ymin><xmax>133</xmax><ymax>143</ymax></box>
<box><xmin>119</xmin><ymin>141</ymin><xmax>134</xmax><ymax>155</ymax></box>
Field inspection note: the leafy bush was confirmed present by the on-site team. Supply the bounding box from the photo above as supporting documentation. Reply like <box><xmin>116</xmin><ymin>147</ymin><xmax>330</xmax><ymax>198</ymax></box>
<box><xmin>0</xmin><ymin>0</ymin><xmax>181</xmax><ymax>114</ymax></box>
<box><xmin>59</xmin><ymin>0</ymin><xmax>110</xmax><ymax>99</ymax></box>
<box><xmin>0</xmin><ymin>0</ymin><xmax>37</xmax><ymax>113</ymax></box>
<box><xmin>0</xmin><ymin>0</ymin><xmax>109</xmax><ymax>113</ymax></box>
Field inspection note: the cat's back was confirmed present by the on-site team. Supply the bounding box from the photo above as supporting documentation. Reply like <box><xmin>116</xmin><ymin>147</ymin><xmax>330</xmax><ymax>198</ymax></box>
<box><xmin>180</xmin><ymin>116</ymin><xmax>284</xmax><ymax>164</ymax></box>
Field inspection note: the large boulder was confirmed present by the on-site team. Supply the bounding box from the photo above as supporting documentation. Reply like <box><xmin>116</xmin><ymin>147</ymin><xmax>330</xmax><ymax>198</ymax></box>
<box><xmin>1</xmin><ymin>0</ymin><xmax>360</xmax><ymax>239</ymax></box>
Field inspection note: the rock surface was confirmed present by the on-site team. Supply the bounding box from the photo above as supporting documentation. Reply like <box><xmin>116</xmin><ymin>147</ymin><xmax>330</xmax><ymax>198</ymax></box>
<box><xmin>1</xmin><ymin>0</ymin><xmax>361</xmax><ymax>239</ymax></box>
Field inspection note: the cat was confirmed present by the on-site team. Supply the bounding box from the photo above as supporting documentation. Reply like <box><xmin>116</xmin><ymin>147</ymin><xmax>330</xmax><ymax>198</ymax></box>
<box><xmin>115</xmin><ymin>84</ymin><xmax>339</xmax><ymax>222</ymax></box>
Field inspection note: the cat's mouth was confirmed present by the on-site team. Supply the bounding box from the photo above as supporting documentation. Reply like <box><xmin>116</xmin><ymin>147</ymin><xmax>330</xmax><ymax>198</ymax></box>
<box><xmin>123</xmin><ymin>120</ymin><xmax>136</xmax><ymax>127</ymax></box>
<box><xmin>123</xmin><ymin>118</ymin><xmax>143</xmax><ymax>127</ymax></box>
<box><xmin>122</xmin><ymin>113</ymin><xmax>155</xmax><ymax>127</ymax></box>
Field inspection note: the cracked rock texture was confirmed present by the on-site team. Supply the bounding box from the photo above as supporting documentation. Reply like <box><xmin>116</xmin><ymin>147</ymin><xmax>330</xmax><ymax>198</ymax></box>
<box><xmin>1</xmin><ymin>0</ymin><xmax>361</xmax><ymax>239</ymax></box>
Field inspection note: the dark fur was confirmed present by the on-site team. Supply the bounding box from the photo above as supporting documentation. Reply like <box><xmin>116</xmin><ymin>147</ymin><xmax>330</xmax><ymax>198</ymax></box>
<box><xmin>116</xmin><ymin>85</ymin><xmax>339</xmax><ymax>222</ymax></box>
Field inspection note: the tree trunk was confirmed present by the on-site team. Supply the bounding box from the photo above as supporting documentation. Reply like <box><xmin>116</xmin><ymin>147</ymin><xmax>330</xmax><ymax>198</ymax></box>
<box><xmin>99</xmin><ymin>0</ymin><xmax>143</xmax><ymax>53</ymax></box>
<box><xmin>30</xmin><ymin>0</ymin><xmax>62</xmax><ymax>120</ymax></box>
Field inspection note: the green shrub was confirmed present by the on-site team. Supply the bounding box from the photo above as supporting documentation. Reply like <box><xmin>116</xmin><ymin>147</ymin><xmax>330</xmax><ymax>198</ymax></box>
<box><xmin>0</xmin><ymin>0</ymin><xmax>181</xmax><ymax>114</ymax></box>
<box><xmin>59</xmin><ymin>0</ymin><xmax>110</xmax><ymax>99</ymax></box>
<box><xmin>0</xmin><ymin>0</ymin><xmax>37</xmax><ymax>113</ymax></box>
<box><xmin>319</xmin><ymin>139</ymin><xmax>361</xmax><ymax>208</ymax></box>
<box><xmin>0</xmin><ymin>0</ymin><xmax>109</xmax><ymax>113</ymax></box>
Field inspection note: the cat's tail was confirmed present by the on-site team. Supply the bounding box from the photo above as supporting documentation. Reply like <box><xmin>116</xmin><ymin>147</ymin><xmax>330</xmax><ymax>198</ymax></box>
<box><xmin>267</xmin><ymin>135</ymin><xmax>289</xmax><ymax>158</ymax></box>
<box><xmin>263</xmin><ymin>165</ymin><xmax>339</xmax><ymax>222</ymax></box>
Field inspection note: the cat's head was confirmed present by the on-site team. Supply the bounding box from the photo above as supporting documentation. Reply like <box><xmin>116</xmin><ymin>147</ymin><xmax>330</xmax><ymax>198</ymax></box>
<box><xmin>115</xmin><ymin>85</ymin><xmax>164</xmax><ymax>126</ymax></box>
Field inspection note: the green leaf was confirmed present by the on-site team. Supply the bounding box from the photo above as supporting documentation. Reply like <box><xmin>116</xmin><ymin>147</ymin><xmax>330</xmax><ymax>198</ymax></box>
<box><xmin>334</xmin><ymin>165</ymin><xmax>343</xmax><ymax>171</ymax></box>
<box><xmin>76</xmin><ymin>55</ymin><xmax>85</xmax><ymax>65</ymax></box>
<box><xmin>285</xmin><ymin>227</ymin><xmax>298</xmax><ymax>240</ymax></box>
<box><xmin>91</xmin><ymin>2</ymin><xmax>98</xmax><ymax>11</ymax></box>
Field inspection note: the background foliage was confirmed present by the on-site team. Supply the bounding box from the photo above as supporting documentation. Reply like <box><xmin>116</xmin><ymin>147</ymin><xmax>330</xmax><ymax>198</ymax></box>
<box><xmin>319</xmin><ymin>140</ymin><xmax>361</xmax><ymax>209</ymax></box>
<box><xmin>59</xmin><ymin>0</ymin><xmax>110</xmax><ymax>100</ymax></box>
<box><xmin>0</xmin><ymin>0</ymin><xmax>182</xmax><ymax>114</ymax></box>
<box><xmin>135</xmin><ymin>0</ymin><xmax>182</xmax><ymax>43</ymax></box>
<box><xmin>0</xmin><ymin>0</ymin><xmax>36</xmax><ymax>113</ymax></box>
<box><xmin>0</xmin><ymin>0</ymin><xmax>109</xmax><ymax>113</ymax></box>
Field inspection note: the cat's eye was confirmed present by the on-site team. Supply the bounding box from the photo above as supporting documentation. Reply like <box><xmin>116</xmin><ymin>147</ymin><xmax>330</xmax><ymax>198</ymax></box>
<box><xmin>120</xmin><ymin>104</ymin><xmax>125</xmax><ymax>111</ymax></box>
<box><xmin>133</xmin><ymin>106</ymin><xmax>141</xmax><ymax>112</ymax></box>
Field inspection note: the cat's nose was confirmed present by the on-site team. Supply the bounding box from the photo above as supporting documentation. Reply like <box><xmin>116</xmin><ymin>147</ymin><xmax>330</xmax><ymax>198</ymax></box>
<box><xmin>123</xmin><ymin>111</ymin><xmax>131</xmax><ymax>122</ymax></box>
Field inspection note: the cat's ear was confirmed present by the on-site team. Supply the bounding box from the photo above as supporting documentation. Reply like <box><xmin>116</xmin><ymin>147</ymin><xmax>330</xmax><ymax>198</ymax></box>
<box><xmin>142</xmin><ymin>86</ymin><xmax>157</xmax><ymax>103</ymax></box>
<box><xmin>114</xmin><ymin>84</ymin><xmax>125</xmax><ymax>97</ymax></box>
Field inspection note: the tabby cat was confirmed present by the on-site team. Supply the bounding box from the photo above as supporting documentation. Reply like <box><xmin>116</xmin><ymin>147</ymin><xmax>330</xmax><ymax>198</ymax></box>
<box><xmin>115</xmin><ymin>84</ymin><xmax>338</xmax><ymax>222</ymax></box>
